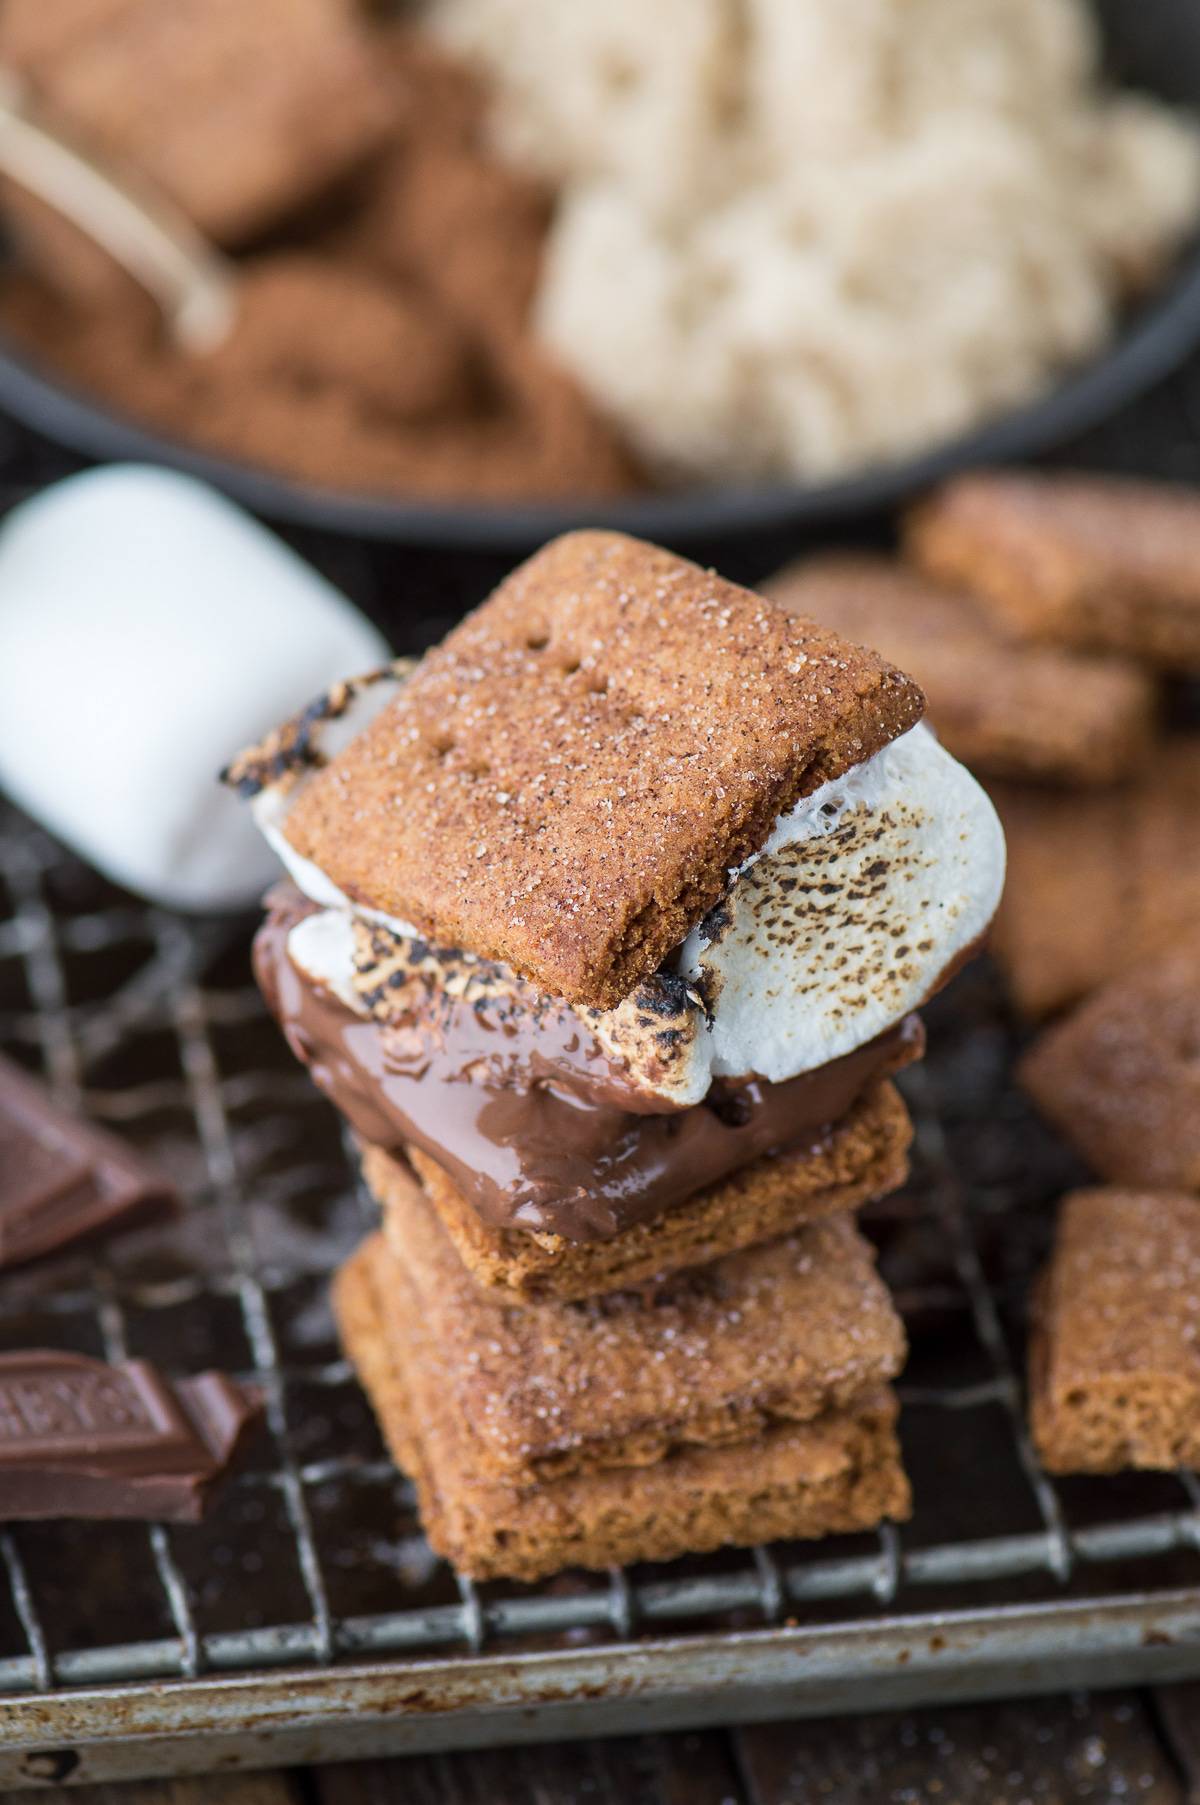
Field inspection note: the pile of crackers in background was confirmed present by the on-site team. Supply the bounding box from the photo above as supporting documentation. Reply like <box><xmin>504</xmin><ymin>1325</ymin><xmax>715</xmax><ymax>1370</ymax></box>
<box><xmin>770</xmin><ymin>469</ymin><xmax>1200</xmax><ymax>1477</ymax></box>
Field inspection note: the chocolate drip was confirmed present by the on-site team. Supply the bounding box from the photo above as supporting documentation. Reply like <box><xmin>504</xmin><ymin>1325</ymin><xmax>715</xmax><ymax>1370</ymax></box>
<box><xmin>255</xmin><ymin>895</ymin><xmax>921</xmax><ymax>1242</ymax></box>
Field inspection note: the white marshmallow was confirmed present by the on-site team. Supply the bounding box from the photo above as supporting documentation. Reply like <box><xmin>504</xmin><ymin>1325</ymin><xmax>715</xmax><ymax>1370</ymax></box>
<box><xmin>287</xmin><ymin>909</ymin><xmax>363</xmax><ymax>1012</ymax></box>
<box><xmin>0</xmin><ymin>466</ymin><xmax>388</xmax><ymax>910</ymax></box>
<box><xmin>256</xmin><ymin>797</ymin><xmax>363</xmax><ymax>914</ymax></box>
<box><xmin>678</xmin><ymin>723</ymin><xmax>1006</xmax><ymax>1081</ymax></box>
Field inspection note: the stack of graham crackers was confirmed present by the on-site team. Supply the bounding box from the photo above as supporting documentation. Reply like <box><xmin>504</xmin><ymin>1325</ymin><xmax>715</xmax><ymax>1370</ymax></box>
<box><xmin>767</xmin><ymin>470</ymin><xmax>1200</xmax><ymax>1480</ymax></box>
<box><xmin>905</xmin><ymin>471</ymin><xmax>1200</xmax><ymax>1024</ymax></box>
<box><xmin>907</xmin><ymin>473</ymin><xmax>1200</xmax><ymax>1478</ymax></box>
<box><xmin>230</xmin><ymin>531</ymin><xmax>1005</xmax><ymax>1580</ymax></box>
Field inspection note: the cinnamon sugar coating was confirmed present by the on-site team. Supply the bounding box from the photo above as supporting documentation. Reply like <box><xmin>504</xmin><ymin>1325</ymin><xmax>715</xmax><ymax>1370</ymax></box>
<box><xmin>283</xmin><ymin>531</ymin><xmax>924</xmax><ymax>1008</ymax></box>
<box><xmin>766</xmin><ymin>554</ymin><xmax>1156</xmax><ymax>786</ymax></box>
<box><xmin>339</xmin><ymin>32</ymin><xmax>551</xmax><ymax>350</ymax></box>
<box><xmin>198</xmin><ymin>258</ymin><xmax>475</xmax><ymax>427</ymax></box>
<box><xmin>335</xmin><ymin>1232</ymin><xmax>910</xmax><ymax>1581</ymax></box>
<box><xmin>989</xmin><ymin>738</ymin><xmax>1200</xmax><ymax>1018</ymax></box>
<box><xmin>1030</xmin><ymin>1188</ymin><xmax>1200</xmax><ymax>1473</ymax></box>
<box><xmin>908</xmin><ymin>471</ymin><xmax>1200</xmax><ymax>674</ymax></box>
<box><xmin>369</xmin><ymin>1160</ymin><xmax>904</xmax><ymax>1485</ymax></box>
<box><xmin>367</xmin><ymin>1077</ymin><xmax>913</xmax><ymax>1302</ymax></box>
<box><xmin>0</xmin><ymin>0</ymin><xmax>392</xmax><ymax>245</ymax></box>
<box><xmin>1020</xmin><ymin>931</ymin><xmax>1200</xmax><ymax>1191</ymax></box>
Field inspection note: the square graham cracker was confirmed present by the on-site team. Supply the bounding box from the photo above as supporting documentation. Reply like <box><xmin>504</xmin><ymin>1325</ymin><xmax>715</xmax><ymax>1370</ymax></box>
<box><xmin>765</xmin><ymin>553</ymin><xmax>1156</xmax><ymax>787</ymax></box>
<box><xmin>1020</xmin><ymin>930</ymin><xmax>1200</xmax><ymax>1192</ymax></box>
<box><xmin>988</xmin><ymin>737</ymin><xmax>1200</xmax><ymax>1018</ymax></box>
<box><xmin>907</xmin><ymin>471</ymin><xmax>1200</xmax><ymax>673</ymax></box>
<box><xmin>282</xmin><ymin>530</ymin><xmax>924</xmax><ymax>1008</ymax></box>
<box><xmin>0</xmin><ymin>0</ymin><xmax>392</xmax><ymax>245</ymax></box>
<box><xmin>366</xmin><ymin>1157</ymin><xmax>905</xmax><ymax>1485</ymax></box>
<box><xmin>1030</xmin><ymin>1189</ymin><xmax>1200</xmax><ymax>1474</ymax></box>
<box><xmin>365</xmin><ymin>1076</ymin><xmax>913</xmax><ymax>1302</ymax></box>
<box><xmin>334</xmin><ymin>1233</ymin><xmax>911</xmax><ymax>1582</ymax></box>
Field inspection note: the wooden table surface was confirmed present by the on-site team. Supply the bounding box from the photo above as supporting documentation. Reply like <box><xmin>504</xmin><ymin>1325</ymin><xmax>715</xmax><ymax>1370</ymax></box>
<box><xmin>8</xmin><ymin>1684</ymin><xmax>1200</xmax><ymax>1804</ymax></box>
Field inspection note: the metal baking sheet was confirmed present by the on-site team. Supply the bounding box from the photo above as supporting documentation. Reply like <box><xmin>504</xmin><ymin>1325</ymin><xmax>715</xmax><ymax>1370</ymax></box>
<box><xmin>3</xmin><ymin>787</ymin><xmax>1200</xmax><ymax>1788</ymax></box>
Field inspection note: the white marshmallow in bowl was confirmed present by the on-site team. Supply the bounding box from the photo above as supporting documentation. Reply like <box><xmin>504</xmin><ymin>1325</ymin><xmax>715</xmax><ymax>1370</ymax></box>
<box><xmin>0</xmin><ymin>465</ymin><xmax>389</xmax><ymax>910</ymax></box>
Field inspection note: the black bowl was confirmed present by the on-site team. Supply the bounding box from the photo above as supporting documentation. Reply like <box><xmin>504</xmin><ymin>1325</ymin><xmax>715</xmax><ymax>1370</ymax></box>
<box><xmin>0</xmin><ymin>0</ymin><xmax>1197</xmax><ymax>551</ymax></box>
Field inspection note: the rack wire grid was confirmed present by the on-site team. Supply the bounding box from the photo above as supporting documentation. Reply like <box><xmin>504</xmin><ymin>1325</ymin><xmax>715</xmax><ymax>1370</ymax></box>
<box><xmin>2</xmin><ymin>387</ymin><xmax>1200</xmax><ymax>1786</ymax></box>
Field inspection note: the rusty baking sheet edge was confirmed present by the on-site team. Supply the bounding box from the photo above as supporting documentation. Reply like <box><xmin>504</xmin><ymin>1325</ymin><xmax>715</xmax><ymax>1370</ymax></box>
<box><xmin>0</xmin><ymin>1590</ymin><xmax>1199</xmax><ymax>1787</ymax></box>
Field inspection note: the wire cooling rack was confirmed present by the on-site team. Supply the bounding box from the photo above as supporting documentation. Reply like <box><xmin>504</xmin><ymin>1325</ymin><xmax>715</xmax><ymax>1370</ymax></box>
<box><xmin>4</xmin><ymin>786</ymin><xmax>1200</xmax><ymax>1784</ymax></box>
<box><xmin>3</xmin><ymin>384</ymin><xmax>1200</xmax><ymax>1783</ymax></box>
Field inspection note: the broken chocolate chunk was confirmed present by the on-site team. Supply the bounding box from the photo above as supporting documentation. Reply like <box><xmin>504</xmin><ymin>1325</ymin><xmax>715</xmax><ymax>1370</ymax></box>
<box><xmin>0</xmin><ymin>1053</ymin><xmax>176</xmax><ymax>1269</ymax></box>
<box><xmin>0</xmin><ymin>1350</ymin><xmax>262</xmax><ymax>1521</ymax></box>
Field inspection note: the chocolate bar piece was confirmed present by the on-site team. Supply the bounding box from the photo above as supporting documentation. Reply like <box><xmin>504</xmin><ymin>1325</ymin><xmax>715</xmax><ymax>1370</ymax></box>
<box><xmin>0</xmin><ymin>1054</ymin><xmax>176</xmax><ymax>1268</ymax></box>
<box><xmin>0</xmin><ymin>1350</ymin><xmax>262</xmax><ymax>1521</ymax></box>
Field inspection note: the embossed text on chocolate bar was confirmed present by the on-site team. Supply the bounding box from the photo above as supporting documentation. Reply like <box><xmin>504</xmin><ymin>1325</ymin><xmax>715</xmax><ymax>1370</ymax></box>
<box><xmin>0</xmin><ymin>1352</ymin><xmax>262</xmax><ymax>1522</ymax></box>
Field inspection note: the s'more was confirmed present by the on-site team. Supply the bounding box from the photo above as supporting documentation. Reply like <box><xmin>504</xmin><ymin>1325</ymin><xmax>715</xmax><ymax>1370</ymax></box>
<box><xmin>230</xmin><ymin>530</ymin><xmax>1006</xmax><ymax>1577</ymax></box>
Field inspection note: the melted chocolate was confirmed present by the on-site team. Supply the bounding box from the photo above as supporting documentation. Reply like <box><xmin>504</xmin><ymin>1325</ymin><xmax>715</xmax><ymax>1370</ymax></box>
<box><xmin>254</xmin><ymin>898</ymin><xmax>921</xmax><ymax>1242</ymax></box>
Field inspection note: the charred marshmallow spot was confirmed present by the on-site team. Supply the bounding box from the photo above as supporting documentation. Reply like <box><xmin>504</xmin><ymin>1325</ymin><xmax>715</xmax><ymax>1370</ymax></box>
<box><xmin>251</xmin><ymin>667</ymin><xmax>423</xmax><ymax>937</ymax></box>
<box><xmin>678</xmin><ymin>723</ymin><xmax>1005</xmax><ymax>1082</ymax></box>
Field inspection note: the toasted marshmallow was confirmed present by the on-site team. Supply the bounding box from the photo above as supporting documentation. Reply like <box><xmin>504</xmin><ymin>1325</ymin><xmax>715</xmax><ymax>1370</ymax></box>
<box><xmin>677</xmin><ymin>723</ymin><xmax>1005</xmax><ymax>1081</ymax></box>
<box><xmin>287</xmin><ymin>909</ymin><xmax>362</xmax><ymax>1012</ymax></box>
<box><xmin>253</xmin><ymin>675</ymin><xmax>712</xmax><ymax>1107</ymax></box>
<box><xmin>244</xmin><ymin>664</ymin><xmax>425</xmax><ymax>936</ymax></box>
<box><xmin>255</xmin><ymin>681</ymin><xmax>1003</xmax><ymax>1101</ymax></box>
<box><xmin>251</xmin><ymin>671</ymin><xmax>410</xmax><ymax>919</ymax></box>
<box><xmin>287</xmin><ymin>902</ymin><xmax>712</xmax><ymax>1107</ymax></box>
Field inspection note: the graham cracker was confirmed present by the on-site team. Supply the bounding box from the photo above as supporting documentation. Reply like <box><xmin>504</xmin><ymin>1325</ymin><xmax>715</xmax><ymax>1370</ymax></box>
<box><xmin>335</xmin><ymin>1233</ymin><xmax>911</xmax><ymax>1582</ymax></box>
<box><xmin>370</xmin><ymin>1158</ymin><xmax>905</xmax><ymax>1485</ymax></box>
<box><xmin>907</xmin><ymin>471</ymin><xmax>1200</xmax><ymax>673</ymax></box>
<box><xmin>365</xmin><ymin>1077</ymin><xmax>913</xmax><ymax>1302</ymax></box>
<box><xmin>765</xmin><ymin>553</ymin><xmax>1156</xmax><ymax>786</ymax></box>
<box><xmin>1020</xmin><ymin>930</ymin><xmax>1200</xmax><ymax>1191</ymax></box>
<box><xmin>0</xmin><ymin>0</ymin><xmax>392</xmax><ymax>245</ymax></box>
<box><xmin>1030</xmin><ymin>1188</ymin><xmax>1200</xmax><ymax>1474</ymax></box>
<box><xmin>988</xmin><ymin>737</ymin><xmax>1200</xmax><ymax>1017</ymax></box>
<box><xmin>282</xmin><ymin>530</ymin><xmax>924</xmax><ymax>1008</ymax></box>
